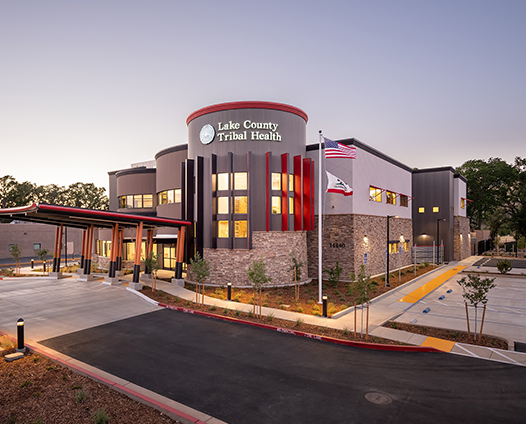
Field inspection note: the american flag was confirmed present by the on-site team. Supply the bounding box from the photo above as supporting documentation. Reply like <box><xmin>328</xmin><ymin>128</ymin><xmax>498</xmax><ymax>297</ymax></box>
<box><xmin>324</xmin><ymin>138</ymin><xmax>356</xmax><ymax>159</ymax></box>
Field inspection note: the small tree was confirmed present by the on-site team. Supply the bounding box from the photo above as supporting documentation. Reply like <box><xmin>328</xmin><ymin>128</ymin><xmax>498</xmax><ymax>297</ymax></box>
<box><xmin>457</xmin><ymin>274</ymin><xmax>496</xmax><ymax>341</ymax></box>
<box><xmin>36</xmin><ymin>248</ymin><xmax>50</xmax><ymax>275</ymax></box>
<box><xmin>248</xmin><ymin>256</ymin><xmax>271</xmax><ymax>318</ymax></box>
<box><xmin>144</xmin><ymin>252</ymin><xmax>161</xmax><ymax>293</ymax></box>
<box><xmin>9</xmin><ymin>244</ymin><xmax>22</xmax><ymax>276</ymax></box>
<box><xmin>350</xmin><ymin>265</ymin><xmax>378</xmax><ymax>338</ymax></box>
<box><xmin>288</xmin><ymin>252</ymin><xmax>304</xmax><ymax>301</ymax></box>
<box><xmin>189</xmin><ymin>252</ymin><xmax>210</xmax><ymax>306</ymax></box>
<box><xmin>496</xmin><ymin>259</ymin><xmax>512</xmax><ymax>275</ymax></box>
<box><xmin>323</xmin><ymin>261</ymin><xmax>342</xmax><ymax>288</ymax></box>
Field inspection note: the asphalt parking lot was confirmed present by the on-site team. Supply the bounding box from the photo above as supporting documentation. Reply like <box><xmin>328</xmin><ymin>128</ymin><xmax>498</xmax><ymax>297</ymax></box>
<box><xmin>474</xmin><ymin>257</ymin><xmax>526</xmax><ymax>268</ymax></box>
<box><xmin>41</xmin><ymin>308</ymin><xmax>526</xmax><ymax>424</ymax></box>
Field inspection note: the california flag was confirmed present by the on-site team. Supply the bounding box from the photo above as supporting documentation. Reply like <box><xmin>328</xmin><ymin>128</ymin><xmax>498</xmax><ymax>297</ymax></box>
<box><xmin>326</xmin><ymin>171</ymin><xmax>353</xmax><ymax>196</ymax></box>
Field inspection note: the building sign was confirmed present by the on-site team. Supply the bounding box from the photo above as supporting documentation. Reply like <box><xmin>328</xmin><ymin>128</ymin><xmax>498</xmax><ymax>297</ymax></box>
<box><xmin>200</xmin><ymin>120</ymin><xmax>282</xmax><ymax>144</ymax></box>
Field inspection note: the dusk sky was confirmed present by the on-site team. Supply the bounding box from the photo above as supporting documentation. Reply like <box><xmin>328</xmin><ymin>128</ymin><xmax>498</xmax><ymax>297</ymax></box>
<box><xmin>1</xmin><ymin>1</ymin><xmax>524</xmax><ymax>193</ymax></box>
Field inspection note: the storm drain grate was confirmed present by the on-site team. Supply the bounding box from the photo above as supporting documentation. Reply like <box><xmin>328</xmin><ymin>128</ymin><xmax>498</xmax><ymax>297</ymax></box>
<box><xmin>365</xmin><ymin>392</ymin><xmax>393</xmax><ymax>405</ymax></box>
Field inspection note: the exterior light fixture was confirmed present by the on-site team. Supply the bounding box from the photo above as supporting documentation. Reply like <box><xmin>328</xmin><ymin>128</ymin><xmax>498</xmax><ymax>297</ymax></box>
<box><xmin>322</xmin><ymin>295</ymin><xmax>328</xmax><ymax>317</ymax></box>
<box><xmin>16</xmin><ymin>318</ymin><xmax>25</xmax><ymax>353</ymax></box>
<box><xmin>363</xmin><ymin>235</ymin><xmax>368</xmax><ymax>242</ymax></box>
<box><xmin>227</xmin><ymin>282</ymin><xmax>232</xmax><ymax>301</ymax></box>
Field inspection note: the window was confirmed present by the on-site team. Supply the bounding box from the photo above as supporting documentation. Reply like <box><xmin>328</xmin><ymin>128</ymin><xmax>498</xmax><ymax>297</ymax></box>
<box><xmin>234</xmin><ymin>196</ymin><xmax>247</xmax><ymax>213</ymax></box>
<box><xmin>118</xmin><ymin>196</ymin><xmax>126</xmax><ymax>209</ymax></box>
<box><xmin>8</xmin><ymin>244</ymin><xmax>16</xmax><ymax>251</ymax></box>
<box><xmin>167</xmin><ymin>190</ymin><xmax>174</xmax><ymax>203</ymax></box>
<box><xmin>235</xmin><ymin>220</ymin><xmax>247</xmax><ymax>238</ymax></box>
<box><xmin>143</xmin><ymin>194</ymin><xmax>153</xmax><ymax>208</ymax></box>
<box><xmin>461</xmin><ymin>198</ymin><xmax>465</xmax><ymax>209</ymax></box>
<box><xmin>218</xmin><ymin>197</ymin><xmax>229</xmax><ymax>214</ymax></box>
<box><xmin>218</xmin><ymin>221</ymin><xmax>229</xmax><ymax>238</ymax></box>
<box><xmin>404</xmin><ymin>241</ymin><xmax>409</xmax><ymax>251</ymax></box>
<box><xmin>217</xmin><ymin>173</ymin><xmax>229</xmax><ymax>190</ymax></box>
<box><xmin>289</xmin><ymin>175</ymin><xmax>294</xmax><ymax>192</ymax></box>
<box><xmin>433</xmin><ymin>207</ymin><xmax>439</xmax><ymax>213</ymax></box>
<box><xmin>370</xmin><ymin>186</ymin><xmax>382</xmax><ymax>202</ymax></box>
<box><xmin>158</xmin><ymin>192</ymin><xmax>167</xmax><ymax>205</ymax></box>
<box><xmin>133</xmin><ymin>195</ymin><xmax>143</xmax><ymax>208</ymax></box>
<box><xmin>289</xmin><ymin>197</ymin><xmax>294</xmax><ymax>214</ymax></box>
<box><xmin>400</xmin><ymin>194</ymin><xmax>409</xmax><ymax>207</ymax></box>
<box><xmin>418</xmin><ymin>207</ymin><xmax>425</xmax><ymax>213</ymax></box>
<box><xmin>272</xmin><ymin>196</ymin><xmax>281</xmax><ymax>214</ymax></box>
<box><xmin>386</xmin><ymin>191</ymin><xmax>396</xmax><ymax>205</ymax></box>
<box><xmin>126</xmin><ymin>195</ymin><xmax>133</xmax><ymax>208</ymax></box>
<box><xmin>389</xmin><ymin>242</ymin><xmax>399</xmax><ymax>254</ymax></box>
<box><xmin>234</xmin><ymin>173</ymin><xmax>247</xmax><ymax>190</ymax></box>
<box><xmin>272</xmin><ymin>173</ymin><xmax>281</xmax><ymax>190</ymax></box>
<box><xmin>33</xmin><ymin>243</ymin><xmax>41</xmax><ymax>250</ymax></box>
<box><xmin>174</xmin><ymin>189</ymin><xmax>181</xmax><ymax>203</ymax></box>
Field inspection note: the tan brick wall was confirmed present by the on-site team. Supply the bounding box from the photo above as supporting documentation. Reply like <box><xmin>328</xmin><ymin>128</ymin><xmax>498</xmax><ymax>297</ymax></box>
<box><xmin>307</xmin><ymin>214</ymin><xmax>413</xmax><ymax>279</ymax></box>
<box><xmin>189</xmin><ymin>231</ymin><xmax>308</xmax><ymax>287</ymax></box>
<box><xmin>454</xmin><ymin>216</ymin><xmax>471</xmax><ymax>261</ymax></box>
<box><xmin>0</xmin><ymin>223</ymin><xmax>83</xmax><ymax>260</ymax></box>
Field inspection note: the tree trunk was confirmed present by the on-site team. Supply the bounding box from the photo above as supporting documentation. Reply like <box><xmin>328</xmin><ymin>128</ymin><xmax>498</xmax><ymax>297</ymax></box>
<box><xmin>465</xmin><ymin>302</ymin><xmax>470</xmax><ymax>338</ymax></box>
<box><xmin>474</xmin><ymin>306</ymin><xmax>478</xmax><ymax>341</ymax></box>
<box><xmin>354</xmin><ymin>302</ymin><xmax>357</xmax><ymax>338</ymax></box>
<box><xmin>479</xmin><ymin>304</ymin><xmax>487</xmax><ymax>342</ymax></box>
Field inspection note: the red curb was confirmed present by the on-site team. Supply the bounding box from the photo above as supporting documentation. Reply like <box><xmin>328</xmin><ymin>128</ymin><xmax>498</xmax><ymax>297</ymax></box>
<box><xmin>0</xmin><ymin>331</ymin><xmax>204</xmax><ymax>424</ymax></box>
<box><xmin>157</xmin><ymin>303</ymin><xmax>441</xmax><ymax>353</ymax></box>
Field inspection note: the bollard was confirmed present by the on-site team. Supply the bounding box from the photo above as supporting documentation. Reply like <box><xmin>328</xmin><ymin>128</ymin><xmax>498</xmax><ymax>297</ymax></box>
<box><xmin>17</xmin><ymin>318</ymin><xmax>26</xmax><ymax>353</ymax></box>
<box><xmin>31</xmin><ymin>259</ymin><xmax>34</xmax><ymax>269</ymax></box>
<box><xmin>227</xmin><ymin>282</ymin><xmax>232</xmax><ymax>301</ymax></box>
<box><xmin>322</xmin><ymin>295</ymin><xmax>328</xmax><ymax>317</ymax></box>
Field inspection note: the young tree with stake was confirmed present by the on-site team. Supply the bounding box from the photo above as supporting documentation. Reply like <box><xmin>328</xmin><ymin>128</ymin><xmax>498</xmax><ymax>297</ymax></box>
<box><xmin>248</xmin><ymin>256</ymin><xmax>271</xmax><ymax>318</ymax></box>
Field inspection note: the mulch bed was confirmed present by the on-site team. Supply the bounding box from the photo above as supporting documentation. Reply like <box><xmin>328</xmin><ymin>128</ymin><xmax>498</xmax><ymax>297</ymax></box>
<box><xmin>383</xmin><ymin>321</ymin><xmax>509</xmax><ymax>349</ymax></box>
<box><xmin>182</xmin><ymin>264</ymin><xmax>436</xmax><ymax>317</ymax></box>
<box><xmin>0</xmin><ymin>340</ymin><xmax>181</xmax><ymax>424</ymax></box>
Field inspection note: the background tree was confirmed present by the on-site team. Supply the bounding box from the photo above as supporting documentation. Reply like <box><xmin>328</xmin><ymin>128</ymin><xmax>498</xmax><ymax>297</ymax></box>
<box><xmin>350</xmin><ymin>265</ymin><xmax>378</xmax><ymax>338</ymax></box>
<box><xmin>506</xmin><ymin>157</ymin><xmax>526</xmax><ymax>241</ymax></box>
<box><xmin>65</xmin><ymin>182</ymin><xmax>109</xmax><ymax>210</ymax></box>
<box><xmin>144</xmin><ymin>252</ymin><xmax>161</xmax><ymax>293</ymax></box>
<box><xmin>248</xmin><ymin>256</ymin><xmax>271</xmax><ymax>318</ymax></box>
<box><xmin>36</xmin><ymin>248</ymin><xmax>51</xmax><ymax>275</ymax></box>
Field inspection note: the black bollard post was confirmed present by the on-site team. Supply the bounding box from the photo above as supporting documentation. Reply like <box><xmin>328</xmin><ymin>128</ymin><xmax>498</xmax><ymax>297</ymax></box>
<box><xmin>16</xmin><ymin>318</ymin><xmax>25</xmax><ymax>353</ymax></box>
<box><xmin>322</xmin><ymin>295</ymin><xmax>328</xmax><ymax>317</ymax></box>
<box><xmin>31</xmin><ymin>259</ymin><xmax>34</xmax><ymax>269</ymax></box>
<box><xmin>227</xmin><ymin>282</ymin><xmax>232</xmax><ymax>301</ymax></box>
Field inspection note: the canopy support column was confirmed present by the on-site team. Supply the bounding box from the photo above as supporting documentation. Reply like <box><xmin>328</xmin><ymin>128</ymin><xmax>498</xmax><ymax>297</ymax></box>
<box><xmin>175</xmin><ymin>226</ymin><xmax>186</xmax><ymax>279</ymax></box>
<box><xmin>116</xmin><ymin>229</ymin><xmax>124</xmax><ymax>271</ymax></box>
<box><xmin>109</xmin><ymin>224</ymin><xmax>119</xmax><ymax>278</ymax></box>
<box><xmin>80</xmin><ymin>229</ymin><xmax>87</xmax><ymax>270</ymax></box>
<box><xmin>132</xmin><ymin>222</ymin><xmax>144</xmax><ymax>284</ymax></box>
<box><xmin>52</xmin><ymin>226</ymin><xmax>60</xmax><ymax>272</ymax></box>
<box><xmin>83</xmin><ymin>224</ymin><xmax>94</xmax><ymax>275</ymax></box>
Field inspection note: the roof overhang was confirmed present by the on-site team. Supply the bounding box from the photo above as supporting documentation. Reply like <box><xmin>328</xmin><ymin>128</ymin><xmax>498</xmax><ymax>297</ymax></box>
<box><xmin>0</xmin><ymin>204</ymin><xmax>191</xmax><ymax>230</ymax></box>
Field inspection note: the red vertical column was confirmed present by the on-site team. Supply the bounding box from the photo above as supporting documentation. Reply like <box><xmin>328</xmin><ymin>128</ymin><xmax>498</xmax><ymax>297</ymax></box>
<box><xmin>294</xmin><ymin>155</ymin><xmax>302</xmax><ymax>231</ymax></box>
<box><xmin>303</xmin><ymin>158</ymin><xmax>312</xmax><ymax>231</ymax></box>
<box><xmin>311</xmin><ymin>160</ymin><xmax>315</xmax><ymax>231</ymax></box>
<box><xmin>281</xmin><ymin>153</ymin><xmax>288</xmax><ymax>231</ymax></box>
<box><xmin>266</xmin><ymin>152</ymin><xmax>270</xmax><ymax>232</ymax></box>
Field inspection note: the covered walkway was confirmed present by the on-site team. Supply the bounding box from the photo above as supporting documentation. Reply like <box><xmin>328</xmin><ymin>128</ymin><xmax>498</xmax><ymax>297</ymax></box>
<box><xmin>0</xmin><ymin>203</ymin><xmax>191</xmax><ymax>286</ymax></box>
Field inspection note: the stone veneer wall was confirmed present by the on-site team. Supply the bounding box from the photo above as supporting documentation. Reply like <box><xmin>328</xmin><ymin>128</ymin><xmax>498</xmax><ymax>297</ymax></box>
<box><xmin>453</xmin><ymin>216</ymin><xmax>471</xmax><ymax>261</ymax></box>
<box><xmin>307</xmin><ymin>214</ymin><xmax>413</xmax><ymax>279</ymax></box>
<box><xmin>92</xmin><ymin>254</ymin><xmax>142</xmax><ymax>272</ymax></box>
<box><xmin>193</xmin><ymin>231</ymin><xmax>308</xmax><ymax>287</ymax></box>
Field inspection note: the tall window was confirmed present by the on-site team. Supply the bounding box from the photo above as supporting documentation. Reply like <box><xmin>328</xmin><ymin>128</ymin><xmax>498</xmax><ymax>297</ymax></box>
<box><xmin>289</xmin><ymin>174</ymin><xmax>294</xmax><ymax>192</ymax></box>
<box><xmin>234</xmin><ymin>173</ymin><xmax>247</xmax><ymax>190</ymax></box>
<box><xmin>218</xmin><ymin>197</ymin><xmax>229</xmax><ymax>214</ymax></box>
<box><xmin>400</xmin><ymin>194</ymin><xmax>409</xmax><ymax>207</ymax></box>
<box><xmin>235</xmin><ymin>220</ymin><xmax>247</xmax><ymax>238</ymax></box>
<box><xmin>217</xmin><ymin>173</ymin><xmax>229</xmax><ymax>190</ymax></box>
<box><xmin>461</xmin><ymin>198</ymin><xmax>465</xmax><ymax>209</ymax></box>
<box><xmin>218</xmin><ymin>221</ymin><xmax>229</xmax><ymax>238</ymax></box>
<box><xmin>386</xmin><ymin>191</ymin><xmax>396</xmax><ymax>205</ymax></box>
<box><xmin>234</xmin><ymin>196</ymin><xmax>247</xmax><ymax>213</ymax></box>
<box><xmin>289</xmin><ymin>197</ymin><xmax>294</xmax><ymax>214</ymax></box>
<box><xmin>126</xmin><ymin>195</ymin><xmax>133</xmax><ymax>208</ymax></box>
<box><xmin>272</xmin><ymin>173</ymin><xmax>281</xmax><ymax>190</ymax></box>
<box><xmin>272</xmin><ymin>196</ymin><xmax>281</xmax><ymax>214</ymax></box>
<box><xmin>370</xmin><ymin>186</ymin><xmax>382</xmax><ymax>202</ymax></box>
<box><xmin>143</xmin><ymin>194</ymin><xmax>153</xmax><ymax>208</ymax></box>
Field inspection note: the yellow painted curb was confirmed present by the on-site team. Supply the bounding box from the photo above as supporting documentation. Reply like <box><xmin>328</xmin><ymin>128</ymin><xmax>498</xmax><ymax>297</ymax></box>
<box><xmin>398</xmin><ymin>266</ymin><xmax>467</xmax><ymax>304</ymax></box>
<box><xmin>421</xmin><ymin>336</ymin><xmax>455</xmax><ymax>352</ymax></box>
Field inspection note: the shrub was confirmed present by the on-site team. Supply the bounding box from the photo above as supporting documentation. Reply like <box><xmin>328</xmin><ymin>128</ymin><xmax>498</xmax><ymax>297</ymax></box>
<box><xmin>267</xmin><ymin>312</ymin><xmax>275</xmax><ymax>321</ymax></box>
<box><xmin>323</xmin><ymin>261</ymin><xmax>343</xmax><ymax>287</ymax></box>
<box><xmin>93</xmin><ymin>408</ymin><xmax>110</xmax><ymax>424</ymax></box>
<box><xmin>76</xmin><ymin>388</ymin><xmax>88</xmax><ymax>403</ymax></box>
<box><xmin>497</xmin><ymin>259</ymin><xmax>512</xmax><ymax>274</ymax></box>
<box><xmin>295</xmin><ymin>317</ymin><xmax>304</xmax><ymax>326</ymax></box>
<box><xmin>424</xmin><ymin>261</ymin><xmax>430</xmax><ymax>267</ymax></box>
<box><xmin>296</xmin><ymin>307</ymin><xmax>304</xmax><ymax>313</ymax></box>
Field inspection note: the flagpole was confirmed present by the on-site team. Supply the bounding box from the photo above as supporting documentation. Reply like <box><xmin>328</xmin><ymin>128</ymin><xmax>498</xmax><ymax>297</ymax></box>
<box><xmin>318</xmin><ymin>130</ymin><xmax>323</xmax><ymax>304</ymax></box>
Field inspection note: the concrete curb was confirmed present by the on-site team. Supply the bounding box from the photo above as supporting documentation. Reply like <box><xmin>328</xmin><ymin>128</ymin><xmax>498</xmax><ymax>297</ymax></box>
<box><xmin>0</xmin><ymin>331</ymin><xmax>224</xmax><ymax>424</ymax></box>
<box><xmin>157</xmin><ymin>302</ymin><xmax>441</xmax><ymax>353</ymax></box>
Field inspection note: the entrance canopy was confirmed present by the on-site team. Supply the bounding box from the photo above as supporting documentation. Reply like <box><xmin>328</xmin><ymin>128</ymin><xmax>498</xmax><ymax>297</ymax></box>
<box><xmin>0</xmin><ymin>203</ymin><xmax>192</xmax><ymax>229</ymax></box>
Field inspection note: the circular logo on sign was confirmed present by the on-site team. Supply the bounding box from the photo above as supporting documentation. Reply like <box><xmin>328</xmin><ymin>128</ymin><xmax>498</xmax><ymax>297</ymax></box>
<box><xmin>199</xmin><ymin>124</ymin><xmax>215</xmax><ymax>145</ymax></box>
